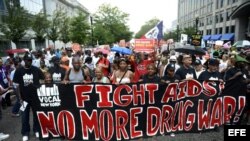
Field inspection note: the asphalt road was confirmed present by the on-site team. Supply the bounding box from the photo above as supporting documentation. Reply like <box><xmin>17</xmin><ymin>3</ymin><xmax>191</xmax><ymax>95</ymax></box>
<box><xmin>0</xmin><ymin>101</ymin><xmax>224</xmax><ymax>141</ymax></box>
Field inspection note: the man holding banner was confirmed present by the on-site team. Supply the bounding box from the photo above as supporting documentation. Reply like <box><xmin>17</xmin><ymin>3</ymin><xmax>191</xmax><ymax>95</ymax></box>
<box><xmin>13</xmin><ymin>54</ymin><xmax>44</xmax><ymax>141</ymax></box>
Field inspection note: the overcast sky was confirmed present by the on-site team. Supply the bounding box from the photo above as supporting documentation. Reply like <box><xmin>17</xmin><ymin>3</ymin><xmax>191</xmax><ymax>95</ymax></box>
<box><xmin>79</xmin><ymin>0</ymin><xmax>178</xmax><ymax>33</ymax></box>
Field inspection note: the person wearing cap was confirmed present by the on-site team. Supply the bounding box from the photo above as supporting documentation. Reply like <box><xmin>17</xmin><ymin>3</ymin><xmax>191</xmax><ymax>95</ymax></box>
<box><xmin>198</xmin><ymin>59</ymin><xmax>222</xmax><ymax>81</ymax></box>
<box><xmin>161</xmin><ymin>63</ymin><xmax>180</xmax><ymax>83</ymax></box>
<box><xmin>224</xmin><ymin>55</ymin><xmax>250</xmax><ymax>82</ymax></box>
<box><xmin>175</xmin><ymin>54</ymin><xmax>197</xmax><ymax>80</ymax></box>
<box><xmin>48</xmin><ymin>56</ymin><xmax>66</xmax><ymax>83</ymax></box>
<box><xmin>167</xmin><ymin>55</ymin><xmax>180</xmax><ymax>72</ymax></box>
<box><xmin>13</xmin><ymin>53</ymin><xmax>44</xmax><ymax>141</ymax></box>
<box><xmin>194</xmin><ymin>59</ymin><xmax>204</xmax><ymax>78</ymax></box>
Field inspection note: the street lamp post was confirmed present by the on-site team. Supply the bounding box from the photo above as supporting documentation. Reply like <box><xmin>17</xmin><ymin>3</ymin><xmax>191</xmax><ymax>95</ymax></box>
<box><xmin>90</xmin><ymin>16</ymin><xmax>94</xmax><ymax>47</ymax></box>
<box><xmin>176</xmin><ymin>23</ymin><xmax>179</xmax><ymax>42</ymax></box>
<box><xmin>195</xmin><ymin>14</ymin><xmax>199</xmax><ymax>34</ymax></box>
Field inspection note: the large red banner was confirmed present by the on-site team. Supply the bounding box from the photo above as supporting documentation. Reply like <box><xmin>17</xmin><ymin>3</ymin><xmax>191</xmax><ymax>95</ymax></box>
<box><xmin>31</xmin><ymin>79</ymin><xmax>246</xmax><ymax>140</ymax></box>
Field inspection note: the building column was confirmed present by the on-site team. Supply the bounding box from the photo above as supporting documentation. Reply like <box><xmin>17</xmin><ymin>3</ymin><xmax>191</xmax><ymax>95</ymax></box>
<box><xmin>235</xmin><ymin>17</ymin><xmax>248</xmax><ymax>41</ymax></box>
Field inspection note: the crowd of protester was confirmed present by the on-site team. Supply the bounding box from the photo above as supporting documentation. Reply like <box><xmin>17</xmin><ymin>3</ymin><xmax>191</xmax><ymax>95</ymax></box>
<box><xmin>1</xmin><ymin>45</ymin><xmax>250</xmax><ymax>140</ymax></box>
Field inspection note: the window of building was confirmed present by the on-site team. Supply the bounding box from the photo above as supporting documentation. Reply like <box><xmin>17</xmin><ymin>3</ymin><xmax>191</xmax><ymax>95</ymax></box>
<box><xmin>232</xmin><ymin>0</ymin><xmax>238</xmax><ymax>3</ymax></box>
<box><xmin>219</xmin><ymin>27</ymin><xmax>223</xmax><ymax>34</ymax></box>
<box><xmin>207</xmin><ymin>29</ymin><xmax>212</xmax><ymax>35</ymax></box>
<box><xmin>226</xmin><ymin>9</ymin><xmax>231</xmax><ymax>21</ymax></box>
<box><xmin>215</xmin><ymin>14</ymin><xmax>219</xmax><ymax>23</ymax></box>
<box><xmin>20</xmin><ymin>0</ymin><xmax>43</xmax><ymax>14</ymax></box>
<box><xmin>220</xmin><ymin>11</ymin><xmax>224</xmax><ymax>22</ymax></box>
<box><xmin>231</xmin><ymin>26</ymin><xmax>235</xmax><ymax>33</ymax></box>
<box><xmin>220</xmin><ymin>0</ymin><xmax>224</xmax><ymax>8</ymax></box>
<box><xmin>227</xmin><ymin>0</ymin><xmax>231</xmax><ymax>5</ymax></box>
<box><xmin>216</xmin><ymin>0</ymin><xmax>219</xmax><ymax>9</ymax></box>
<box><xmin>226</xmin><ymin>26</ymin><xmax>230</xmax><ymax>33</ymax></box>
<box><xmin>0</xmin><ymin>0</ymin><xmax>6</xmax><ymax>12</ymax></box>
<box><xmin>200</xmin><ymin>30</ymin><xmax>204</xmax><ymax>35</ymax></box>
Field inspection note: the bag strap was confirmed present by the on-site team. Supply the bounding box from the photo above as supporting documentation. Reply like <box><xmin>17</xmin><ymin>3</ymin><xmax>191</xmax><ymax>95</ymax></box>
<box><xmin>119</xmin><ymin>70</ymin><xmax>128</xmax><ymax>83</ymax></box>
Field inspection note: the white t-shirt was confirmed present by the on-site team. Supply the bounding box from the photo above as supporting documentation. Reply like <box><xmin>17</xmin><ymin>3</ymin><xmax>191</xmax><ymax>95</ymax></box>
<box><xmin>219</xmin><ymin>60</ymin><xmax>228</xmax><ymax>72</ymax></box>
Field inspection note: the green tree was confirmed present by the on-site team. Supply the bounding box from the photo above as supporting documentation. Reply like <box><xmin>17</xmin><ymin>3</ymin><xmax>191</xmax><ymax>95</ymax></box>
<box><xmin>69</xmin><ymin>12</ymin><xmax>90</xmax><ymax>45</ymax></box>
<box><xmin>181</xmin><ymin>27</ymin><xmax>196</xmax><ymax>37</ymax></box>
<box><xmin>46</xmin><ymin>10</ymin><xmax>64</xmax><ymax>46</ymax></box>
<box><xmin>135</xmin><ymin>18</ymin><xmax>160</xmax><ymax>39</ymax></box>
<box><xmin>0</xmin><ymin>0</ymin><xmax>30</xmax><ymax>47</ymax></box>
<box><xmin>59</xmin><ymin>13</ymin><xmax>71</xmax><ymax>46</ymax></box>
<box><xmin>31</xmin><ymin>12</ymin><xmax>49</xmax><ymax>50</ymax></box>
<box><xmin>164</xmin><ymin>30</ymin><xmax>178</xmax><ymax>41</ymax></box>
<box><xmin>93</xmin><ymin>4</ymin><xmax>133</xmax><ymax>45</ymax></box>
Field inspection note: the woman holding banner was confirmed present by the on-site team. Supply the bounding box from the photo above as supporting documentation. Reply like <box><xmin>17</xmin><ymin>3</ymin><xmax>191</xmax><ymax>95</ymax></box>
<box><xmin>113</xmin><ymin>58</ymin><xmax>134</xmax><ymax>84</ymax></box>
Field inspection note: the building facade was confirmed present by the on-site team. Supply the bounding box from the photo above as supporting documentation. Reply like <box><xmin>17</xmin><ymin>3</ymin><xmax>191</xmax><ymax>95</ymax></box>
<box><xmin>0</xmin><ymin>0</ymin><xmax>89</xmax><ymax>52</ymax></box>
<box><xmin>178</xmin><ymin>0</ymin><xmax>250</xmax><ymax>43</ymax></box>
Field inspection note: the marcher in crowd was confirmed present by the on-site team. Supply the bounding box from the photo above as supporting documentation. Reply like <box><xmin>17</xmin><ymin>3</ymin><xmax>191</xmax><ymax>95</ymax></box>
<box><xmin>49</xmin><ymin>56</ymin><xmax>66</xmax><ymax>83</ymax></box>
<box><xmin>113</xmin><ymin>58</ymin><xmax>134</xmax><ymax>84</ymax></box>
<box><xmin>63</xmin><ymin>56</ymin><xmax>91</xmax><ymax>84</ymax></box>
<box><xmin>194</xmin><ymin>59</ymin><xmax>204</xmax><ymax>78</ymax></box>
<box><xmin>198</xmin><ymin>59</ymin><xmax>222</xmax><ymax>81</ymax></box>
<box><xmin>175</xmin><ymin>54</ymin><xmax>197</xmax><ymax>80</ymax></box>
<box><xmin>92</xmin><ymin>67</ymin><xmax>110</xmax><ymax>83</ymax></box>
<box><xmin>139</xmin><ymin>63</ymin><xmax>161</xmax><ymax>83</ymax></box>
<box><xmin>161</xmin><ymin>63</ymin><xmax>180</xmax><ymax>84</ymax></box>
<box><xmin>13</xmin><ymin>54</ymin><xmax>44</xmax><ymax>141</ymax></box>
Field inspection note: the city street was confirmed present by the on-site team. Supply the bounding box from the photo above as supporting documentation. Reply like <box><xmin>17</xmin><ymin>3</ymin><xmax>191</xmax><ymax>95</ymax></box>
<box><xmin>0</xmin><ymin>98</ymin><xmax>224</xmax><ymax>141</ymax></box>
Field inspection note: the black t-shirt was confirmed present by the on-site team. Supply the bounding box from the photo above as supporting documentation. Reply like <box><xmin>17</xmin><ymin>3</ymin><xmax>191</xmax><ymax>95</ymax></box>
<box><xmin>224</xmin><ymin>67</ymin><xmax>249</xmax><ymax>81</ymax></box>
<box><xmin>175</xmin><ymin>66</ymin><xmax>197</xmax><ymax>80</ymax></box>
<box><xmin>198</xmin><ymin>70</ymin><xmax>222</xmax><ymax>81</ymax></box>
<box><xmin>49</xmin><ymin>66</ymin><xmax>66</xmax><ymax>83</ymax></box>
<box><xmin>162</xmin><ymin>75</ymin><xmax>180</xmax><ymax>83</ymax></box>
<box><xmin>140</xmin><ymin>75</ymin><xmax>161</xmax><ymax>83</ymax></box>
<box><xmin>13</xmin><ymin>66</ymin><xmax>44</xmax><ymax>101</ymax></box>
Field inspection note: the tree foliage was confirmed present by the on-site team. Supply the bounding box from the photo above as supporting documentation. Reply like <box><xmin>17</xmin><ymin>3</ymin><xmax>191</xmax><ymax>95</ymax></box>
<box><xmin>69</xmin><ymin>12</ymin><xmax>90</xmax><ymax>45</ymax></box>
<box><xmin>46</xmin><ymin>10</ymin><xmax>64</xmax><ymax>44</ymax></box>
<box><xmin>59</xmin><ymin>12</ymin><xmax>71</xmax><ymax>44</ymax></box>
<box><xmin>182</xmin><ymin>27</ymin><xmax>196</xmax><ymax>37</ymax></box>
<box><xmin>134</xmin><ymin>18</ymin><xmax>160</xmax><ymax>39</ymax></box>
<box><xmin>0</xmin><ymin>0</ymin><xmax>30</xmax><ymax>44</ymax></box>
<box><xmin>93</xmin><ymin>4</ymin><xmax>133</xmax><ymax>45</ymax></box>
<box><xmin>163</xmin><ymin>27</ymin><xmax>196</xmax><ymax>42</ymax></box>
<box><xmin>31</xmin><ymin>12</ymin><xmax>49</xmax><ymax>48</ymax></box>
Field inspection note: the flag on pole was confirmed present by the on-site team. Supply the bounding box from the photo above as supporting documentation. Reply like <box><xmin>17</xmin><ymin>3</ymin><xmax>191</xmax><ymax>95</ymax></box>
<box><xmin>141</xmin><ymin>21</ymin><xmax>163</xmax><ymax>40</ymax></box>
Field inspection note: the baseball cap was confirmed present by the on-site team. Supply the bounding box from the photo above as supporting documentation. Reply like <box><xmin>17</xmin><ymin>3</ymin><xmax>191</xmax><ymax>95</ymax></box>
<box><xmin>194</xmin><ymin>59</ymin><xmax>202</xmax><ymax>65</ymax></box>
<box><xmin>208</xmin><ymin>59</ymin><xmax>220</xmax><ymax>66</ymax></box>
<box><xmin>169</xmin><ymin>56</ymin><xmax>177</xmax><ymax>61</ymax></box>
<box><xmin>23</xmin><ymin>54</ymin><xmax>33</xmax><ymax>60</ymax></box>
<box><xmin>166</xmin><ymin>63</ymin><xmax>175</xmax><ymax>70</ymax></box>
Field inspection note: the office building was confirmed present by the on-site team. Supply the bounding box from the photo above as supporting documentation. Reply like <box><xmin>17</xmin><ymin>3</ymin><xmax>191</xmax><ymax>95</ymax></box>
<box><xmin>178</xmin><ymin>0</ymin><xmax>250</xmax><ymax>43</ymax></box>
